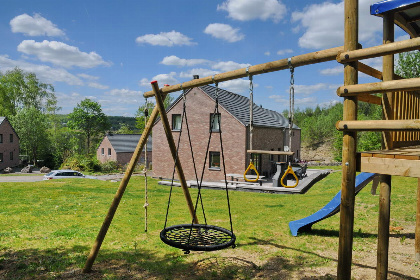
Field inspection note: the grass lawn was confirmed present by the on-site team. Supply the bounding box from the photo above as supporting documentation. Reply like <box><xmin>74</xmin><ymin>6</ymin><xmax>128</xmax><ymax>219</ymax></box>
<box><xmin>1</xmin><ymin>170</ymin><xmax>419</xmax><ymax>279</ymax></box>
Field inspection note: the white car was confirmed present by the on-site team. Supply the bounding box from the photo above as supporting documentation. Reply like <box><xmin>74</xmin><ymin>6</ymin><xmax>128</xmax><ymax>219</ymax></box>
<box><xmin>43</xmin><ymin>170</ymin><xmax>97</xmax><ymax>180</ymax></box>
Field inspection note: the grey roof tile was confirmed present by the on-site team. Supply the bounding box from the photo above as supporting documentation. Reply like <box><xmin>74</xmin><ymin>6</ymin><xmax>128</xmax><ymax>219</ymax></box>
<box><xmin>168</xmin><ymin>85</ymin><xmax>299</xmax><ymax>129</ymax></box>
<box><xmin>107</xmin><ymin>134</ymin><xmax>152</xmax><ymax>153</ymax></box>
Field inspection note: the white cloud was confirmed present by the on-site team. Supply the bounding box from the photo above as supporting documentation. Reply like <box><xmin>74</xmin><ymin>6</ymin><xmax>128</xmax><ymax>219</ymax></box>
<box><xmin>10</xmin><ymin>13</ymin><xmax>65</xmax><ymax>37</ymax></box>
<box><xmin>179</xmin><ymin>68</ymin><xmax>219</xmax><ymax>79</ymax></box>
<box><xmin>88</xmin><ymin>82</ymin><xmax>109</xmax><ymax>90</ymax></box>
<box><xmin>0</xmin><ymin>54</ymin><xmax>83</xmax><ymax>85</ymax></box>
<box><xmin>293</xmin><ymin>83</ymin><xmax>340</xmax><ymax>95</ymax></box>
<box><xmin>204</xmin><ymin>23</ymin><xmax>244</xmax><ymax>43</ymax></box>
<box><xmin>217</xmin><ymin>0</ymin><xmax>286</xmax><ymax>22</ymax></box>
<box><xmin>161</xmin><ymin>55</ymin><xmax>210</xmax><ymax>66</ymax></box>
<box><xmin>17</xmin><ymin>40</ymin><xmax>111</xmax><ymax>68</ymax></box>
<box><xmin>139</xmin><ymin>72</ymin><xmax>178</xmax><ymax>87</ymax></box>
<box><xmin>318</xmin><ymin>99</ymin><xmax>340</xmax><ymax>108</ymax></box>
<box><xmin>277</xmin><ymin>49</ymin><xmax>293</xmax><ymax>56</ymax></box>
<box><xmin>220</xmin><ymin>79</ymin><xmax>252</xmax><ymax>94</ymax></box>
<box><xmin>135</xmin><ymin>31</ymin><xmax>196</xmax><ymax>47</ymax></box>
<box><xmin>264</xmin><ymin>51</ymin><xmax>271</xmax><ymax>56</ymax></box>
<box><xmin>106</xmin><ymin>88</ymin><xmax>142</xmax><ymax>97</ymax></box>
<box><xmin>212</xmin><ymin>61</ymin><xmax>250</xmax><ymax>72</ymax></box>
<box><xmin>269</xmin><ymin>94</ymin><xmax>317</xmax><ymax>108</ymax></box>
<box><xmin>295</xmin><ymin>97</ymin><xmax>317</xmax><ymax>106</ymax></box>
<box><xmin>320</xmin><ymin>65</ymin><xmax>343</xmax><ymax>76</ymax></box>
<box><xmin>78</xmin><ymin>73</ymin><xmax>100</xmax><ymax>80</ymax></box>
<box><xmin>396</xmin><ymin>34</ymin><xmax>410</xmax><ymax>42</ymax></box>
<box><xmin>292</xmin><ymin>0</ymin><xmax>381</xmax><ymax>49</ymax></box>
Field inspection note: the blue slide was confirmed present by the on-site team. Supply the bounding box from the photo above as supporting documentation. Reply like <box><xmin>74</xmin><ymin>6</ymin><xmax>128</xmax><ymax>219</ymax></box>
<box><xmin>289</xmin><ymin>172</ymin><xmax>376</xmax><ymax>236</ymax></box>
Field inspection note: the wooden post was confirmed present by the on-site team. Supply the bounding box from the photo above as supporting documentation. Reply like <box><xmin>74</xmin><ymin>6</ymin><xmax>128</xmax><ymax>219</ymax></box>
<box><xmin>83</xmin><ymin>98</ymin><xmax>164</xmax><ymax>273</ymax></box>
<box><xmin>151</xmin><ymin>81</ymin><xmax>199</xmax><ymax>224</ymax></box>
<box><xmin>377</xmin><ymin>176</ymin><xmax>392</xmax><ymax>279</ymax></box>
<box><xmin>416</xmin><ymin>179</ymin><xmax>420</xmax><ymax>260</ymax></box>
<box><xmin>337</xmin><ymin>0</ymin><xmax>358</xmax><ymax>279</ymax></box>
<box><xmin>377</xmin><ymin>12</ymin><xmax>394</xmax><ymax>280</ymax></box>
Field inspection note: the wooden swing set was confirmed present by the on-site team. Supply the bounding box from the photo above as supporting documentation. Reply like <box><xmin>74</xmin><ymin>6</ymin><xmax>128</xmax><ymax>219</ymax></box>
<box><xmin>83</xmin><ymin>1</ymin><xmax>420</xmax><ymax>278</ymax></box>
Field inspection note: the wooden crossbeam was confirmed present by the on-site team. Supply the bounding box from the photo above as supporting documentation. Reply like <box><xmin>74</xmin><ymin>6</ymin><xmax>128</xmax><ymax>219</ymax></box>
<box><xmin>337</xmin><ymin>37</ymin><xmax>420</xmax><ymax>63</ymax></box>
<box><xmin>143</xmin><ymin>46</ymin><xmax>344</xmax><ymax>98</ymax></box>
<box><xmin>336</xmin><ymin>119</ymin><xmax>420</xmax><ymax>131</ymax></box>
<box><xmin>337</xmin><ymin>77</ymin><xmax>420</xmax><ymax>96</ymax></box>
<box><xmin>247</xmin><ymin>150</ymin><xmax>294</xmax><ymax>155</ymax></box>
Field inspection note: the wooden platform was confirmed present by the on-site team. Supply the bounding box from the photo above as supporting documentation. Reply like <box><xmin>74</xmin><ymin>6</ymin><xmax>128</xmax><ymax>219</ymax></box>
<box><xmin>357</xmin><ymin>145</ymin><xmax>420</xmax><ymax>178</ymax></box>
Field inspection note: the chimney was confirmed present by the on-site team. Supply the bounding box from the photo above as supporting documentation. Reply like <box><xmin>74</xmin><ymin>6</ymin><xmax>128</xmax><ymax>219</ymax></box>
<box><xmin>193</xmin><ymin>75</ymin><xmax>199</xmax><ymax>80</ymax></box>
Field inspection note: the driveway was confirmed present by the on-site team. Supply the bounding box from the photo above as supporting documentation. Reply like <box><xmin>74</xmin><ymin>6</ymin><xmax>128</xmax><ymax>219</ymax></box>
<box><xmin>0</xmin><ymin>174</ymin><xmax>44</xmax><ymax>182</ymax></box>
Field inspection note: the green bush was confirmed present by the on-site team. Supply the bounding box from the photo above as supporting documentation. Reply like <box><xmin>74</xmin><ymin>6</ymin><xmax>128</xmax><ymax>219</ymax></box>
<box><xmin>100</xmin><ymin>160</ymin><xmax>121</xmax><ymax>173</ymax></box>
<box><xmin>60</xmin><ymin>154</ymin><xmax>101</xmax><ymax>172</ymax></box>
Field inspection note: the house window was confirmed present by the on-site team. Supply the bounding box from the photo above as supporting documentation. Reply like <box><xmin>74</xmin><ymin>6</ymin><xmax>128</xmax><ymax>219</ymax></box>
<box><xmin>210</xmin><ymin>113</ymin><xmax>221</xmax><ymax>132</ymax></box>
<box><xmin>0</xmin><ymin>153</ymin><xmax>3</xmax><ymax>162</ymax></box>
<box><xmin>209</xmin><ymin>151</ymin><xmax>220</xmax><ymax>169</ymax></box>
<box><xmin>10</xmin><ymin>134</ymin><xmax>13</xmax><ymax>143</ymax></box>
<box><xmin>172</xmin><ymin>114</ymin><xmax>182</xmax><ymax>131</ymax></box>
<box><xmin>0</xmin><ymin>134</ymin><xmax>2</xmax><ymax>143</ymax></box>
<box><xmin>10</xmin><ymin>151</ymin><xmax>13</xmax><ymax>161</ymax></box>
<box><xmin>108</xmin><ymin>148</ymin><xmax>111</xmax><ymax>156</ymax></box>
<box><xmin>101</xmin><ymin>148</ymin><xmax>104</xmax><ymax>155</ymax></box>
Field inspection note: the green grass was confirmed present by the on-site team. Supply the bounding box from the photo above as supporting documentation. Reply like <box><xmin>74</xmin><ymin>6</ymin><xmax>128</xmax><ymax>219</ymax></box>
<box><xmin>0</xmin><ymin>171</ymin><xmax>419</xmax><ymax>279</ymax></box>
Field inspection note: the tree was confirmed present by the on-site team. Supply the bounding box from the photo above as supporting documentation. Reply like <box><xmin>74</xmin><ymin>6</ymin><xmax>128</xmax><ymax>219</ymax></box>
<box><xmin>136</xmin><ymin>94</ymin><xmax>173</xmax><ymax>133</ymax></box>
<box><xmin>395</xmin><ymin>51</ymin><xmax>420</xmax><ymax>78</ymax></box>
<box><xmin>0</xmin><ymin>68</ymin><xmax>57</xmax><ymax>117</ymax></box>
<box><xmin>67</xmin><ymin>98</ymin><xmax>110</xmax><ymax>154</ymax></box>
<box><xmin>10</xmin><ymin>106</ymin><xmax>50</xmax><ymax>165</ymax></box>
<box><xmin>116</xmin><ymin>123</ymin><xmax>135</xmax><ymax>134</ymax></box>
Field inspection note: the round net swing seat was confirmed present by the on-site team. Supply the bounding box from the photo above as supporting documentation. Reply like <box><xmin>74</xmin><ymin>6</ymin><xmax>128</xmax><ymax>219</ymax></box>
<box><xmin>160</xmin><ymin>224</ymin><xmax>236</xmax><ymax>253</ymax></box>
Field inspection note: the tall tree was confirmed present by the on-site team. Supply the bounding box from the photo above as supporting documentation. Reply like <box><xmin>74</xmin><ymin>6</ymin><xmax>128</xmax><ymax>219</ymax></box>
<box><xmin>136</xmin><ymin>94</ymin><xmax>173</xmax><ymax>133</ymax></box>
<box><xmin>67</xmin><ymin>98</ymin><xmax>110</xmax><ymax>153</ymax></box>
<box><xmin>0</xmin><ymin>68</ymin><xmax>57</xmax><ymax>117</ymax></box>
<box><xmin>10</xmin><ymin>106</ymin><xmax>50</xmax><ymax>165</ymax></box>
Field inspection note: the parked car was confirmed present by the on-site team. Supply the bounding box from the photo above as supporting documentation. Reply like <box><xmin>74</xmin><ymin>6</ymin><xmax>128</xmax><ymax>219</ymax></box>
<box><xmin>43</xmin><ymin>170</ymin><xmax>97</xmax><ymax>180</ymax></box>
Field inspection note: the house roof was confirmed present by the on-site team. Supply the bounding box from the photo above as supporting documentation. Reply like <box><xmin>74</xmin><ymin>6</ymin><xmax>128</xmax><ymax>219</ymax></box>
<box><xmin>107</xmin><ymin>134</ymin><xmax>152</xmax><ymax>153</ymax></box>
<box><xmin>0</xmin><ymin>116</ymin><xmax>20</xmax><ymax>139</ymax></box>
<box><xmin>168</xmin><ymin>85</ymin><xmax>299</xmax><ymax>129</ymax></box>
<box><xmin>371</xmin><ymin>0</ymin><xmax>420</xmax><ymax>38</ymax></box>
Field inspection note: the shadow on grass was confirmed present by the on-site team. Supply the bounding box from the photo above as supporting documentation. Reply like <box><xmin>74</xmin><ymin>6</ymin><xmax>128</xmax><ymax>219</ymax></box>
<box><xmin>0</xmin><ymin>244</ymin><xmax>294</xmax><ymax>279</ymax></box>
<box><xmin>246</xmin><ymin>237</ymin><xmax>419</xmax><ymax>280</ymax></box>
<box><xmin>2</xmin><ymin>236</ymin><xmax>418</xmax><ymax>279</ymax></box>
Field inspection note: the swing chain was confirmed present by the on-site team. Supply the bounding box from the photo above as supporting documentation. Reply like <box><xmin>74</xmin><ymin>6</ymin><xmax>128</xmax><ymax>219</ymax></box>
<box><xmin>288</xmin><ymin>58</ymin><xmax>294</xmax><ymax>126</ymax></box>
<box><xmin>288</xmin><ymin>58</ymin><xmax>295</xmax><ymax>165</ymax></box>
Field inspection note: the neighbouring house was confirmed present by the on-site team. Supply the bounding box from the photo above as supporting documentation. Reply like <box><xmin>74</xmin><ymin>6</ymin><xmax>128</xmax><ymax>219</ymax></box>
<box><xmin>152</xmin><ymin>84</ymin><xmax>301</xmax><ymax>182</ymax></box>
<box><xmin>97</xmin><ymin>134</ymin><xmax>152</xmax><ymax>167</ymax></box>
<box><xmin>0</xmin><ymin>117</ymin><xmax>20</xmax><ymax>170</ymax></box>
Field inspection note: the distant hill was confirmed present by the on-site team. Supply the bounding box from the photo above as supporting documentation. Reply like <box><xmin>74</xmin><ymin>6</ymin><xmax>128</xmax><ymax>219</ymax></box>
<box><xmin>58</xmin><ymin>114</ymin><xmax>138</xmax><ymax>132</ymax></box>
<box><xmin>108</xmin><ymin>116</ymin><xmax>137</xmax><ymax>131</ymax></box>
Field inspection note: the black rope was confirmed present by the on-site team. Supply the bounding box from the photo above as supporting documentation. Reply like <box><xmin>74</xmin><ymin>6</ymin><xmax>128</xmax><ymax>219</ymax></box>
<box><xmin>163</xmin><ymin>89</ymin><xmax>204</xmax><ymax>229</ymax></box>
<box><xmin>216</xmin><ymin>100</ymin><xmax>234</xmax><ymax>235</ymax></box>
<box><xmin>187</xmin><ymin>82</ymin><xmax>234</xmax><ymax>243</ymax></box>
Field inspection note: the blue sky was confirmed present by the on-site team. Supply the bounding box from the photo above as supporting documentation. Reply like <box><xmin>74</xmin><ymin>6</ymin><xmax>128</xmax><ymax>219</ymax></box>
<box><xmin>0</xmin><ymin>0</ymin><xmax>410</xmax><ymax>116</ymax></box>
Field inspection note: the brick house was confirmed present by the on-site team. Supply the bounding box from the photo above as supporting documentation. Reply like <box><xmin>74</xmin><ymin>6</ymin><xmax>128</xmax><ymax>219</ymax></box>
<box><xmin>97</xmin><ymin>134</ymin><xmax>152</xmax><ymax>167</ymax></box>
<box><xmin>152</xmin><ymin>85</ymin><xmax>301</xmax><ymax>181</ymax></box>
<box><xmin>0</xmin><ymin>117</ymin><xmax>20</xmax><ymax>170</ymax></box>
